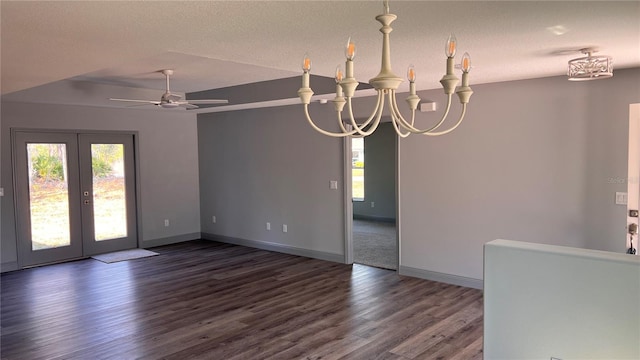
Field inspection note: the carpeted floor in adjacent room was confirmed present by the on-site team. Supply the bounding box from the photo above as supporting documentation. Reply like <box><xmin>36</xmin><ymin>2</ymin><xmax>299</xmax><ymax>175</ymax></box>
<box><xmin>353</xmin><ymin>219</ymin><xmax>397</xmax><ymax>270</ymax></box>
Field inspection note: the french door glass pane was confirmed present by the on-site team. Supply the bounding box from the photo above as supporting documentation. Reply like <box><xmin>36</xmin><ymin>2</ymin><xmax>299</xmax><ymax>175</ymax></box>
<box><xmin>27</xmin><ymin>143</ymin><xmax>71</xmax><ymax>250</ymax></box>
<box><xmin>91</xmin><ymin>144</ymin><xmax>127</xmax><ymax>241</ymax></box>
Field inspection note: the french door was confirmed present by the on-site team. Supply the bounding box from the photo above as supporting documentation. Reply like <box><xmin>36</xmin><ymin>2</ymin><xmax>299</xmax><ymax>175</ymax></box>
<box><xmin>13</xmin><ymin>131</ymin><xmax>137</xmax><ymax>267</ymax></box>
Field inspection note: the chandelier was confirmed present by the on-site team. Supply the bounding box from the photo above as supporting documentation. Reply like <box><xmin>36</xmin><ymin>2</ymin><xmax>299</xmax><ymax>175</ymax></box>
<box><xmin>297</xmin><ymin>0</ymin><xmax>473</xmax><ymax>138</ymax></box>
<box><xmin>567</xmin><ymin>48</ymin><xmax>613</xmax><ymax>81</ymax></box>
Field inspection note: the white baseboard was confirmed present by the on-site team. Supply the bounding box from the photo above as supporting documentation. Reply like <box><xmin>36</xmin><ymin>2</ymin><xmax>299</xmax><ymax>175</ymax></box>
<box><xmin>201</xmin><ymin>232</ymin><xmax>344</xmax><ymax>264</ymax></box>
<box><xmin>399</xmin><ymin>265</ymin><xmax>483</xmax><ymax>290</ymax></box>
<box><xmin>141</xmin><ymin>232</ymin><xmax>200</xmax><ymax>248</ymax></box>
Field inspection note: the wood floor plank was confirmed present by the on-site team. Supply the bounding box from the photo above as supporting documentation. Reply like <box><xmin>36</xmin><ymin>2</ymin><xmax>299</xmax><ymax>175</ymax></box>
<box><xmin>1</xmin><ymin>240</ymin><xmax>483</xmax><ymax>359</ymax></box>
<box><xmin>389</xmin><ymin>302</ymin><xmax>483</xmax><ymax>358</ymax></box>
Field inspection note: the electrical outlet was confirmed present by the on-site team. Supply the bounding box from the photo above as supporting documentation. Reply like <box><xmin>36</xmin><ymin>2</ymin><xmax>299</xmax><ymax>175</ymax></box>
<box><xmin>266</xmin><ymin>222</ymin><xmax>271</xmax><ymax>230</ymax></box>
<box><xmin>212</xmin><ymin>215</ymin><xmax>217</xmax><ymax>223</ymax></box>
<box><xmin>282</xmin><ymin>224</ymin><xmax>288</xmax><ymax>233</ymax></box>
<box><xmin>0</xmin><ymin>187</ymin><xmax>4</xmax><ymax>197</ymax></box>
<box><xmin>164</xmin><ymin>219</ymin><xmax>170</xmax><ymax>227</ymax></box>
<box><xmin>371</xmin><ymin>201</ymin><xmax>375</xmax><ymax>208</ymax></box>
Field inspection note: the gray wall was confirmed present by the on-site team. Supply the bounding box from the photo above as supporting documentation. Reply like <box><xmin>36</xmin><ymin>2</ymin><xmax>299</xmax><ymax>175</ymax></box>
<box><xmin>1</xmin><ymin>102</ymin><xmax>201</xmax><ymax>271</ymax></box>
<box><xmin>197</xmin><ymin>68</ymin><xmax>639</xmax><ymax>285</ymax></box>
<box><xmin>2</xmin><ymin>68</ymin><xmax>638</xmax><ymax>284</ymax></box>
<box><xmin>353</xmin><ymin>122</ymin><xmax>396</xmax><ymax>221</ymax></box>
<box><xmin>198</xmin><ymin>103</ymin><xmax>345</xmax><ymax>258</ymax></box>
<box><xmin>400</xmin><ymin>68</ymin><xmax>640</xmax><ymax>282</ymax></box>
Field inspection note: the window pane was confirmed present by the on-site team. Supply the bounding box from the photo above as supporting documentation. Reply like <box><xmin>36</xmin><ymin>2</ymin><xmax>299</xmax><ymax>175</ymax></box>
<box><xmin>352</xmin><ymin>138</ymin><xmax>364</xmax><ymax>200</ymax></box>
<box><xmin>27</xmin><ymin>143</ymin><xmax>71</xmax><ymax>250</ymax></box>
<box><xmin>92</xmin><ymin>144</ymin><xmax>127</xmax><ymax>241</ymax></box>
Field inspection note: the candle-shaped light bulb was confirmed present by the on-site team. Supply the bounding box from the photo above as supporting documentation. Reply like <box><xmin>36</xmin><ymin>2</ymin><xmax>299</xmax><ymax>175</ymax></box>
<box><xmin>335</xmin><ymin>65</ymin><xmax>344</xmax><ymax>97</ymax></box>
<box><xmin>407</xmin><ymin>64</ymin><xmax>416</xmax><ymax>82</ymax></box>
<box><xmin>335</xmin><ymin>65</ymin><xmax>344</xmax><ymax>83</ymax></box>
<box><xmin>302</xmin><ymin>53</ymin><xmax>312</xmax><ymax>72</ymax></box>
<box><xmin>383</xmin><ymin>0</ymin><xmax>390</xmax><ymax>14</ymax></box>
<box><xmin>461</xmin><ymin>52</ymin><xmax>471</xmax><ymax>73</ymax></box>
<box><xmin>345</xmin><ymin>38</ymin><xmax>356</xmax><ymax>61</ymax></box>
<box><xmin>445</xmin><ymin>34</ymin><xmax>457</xmax><ymax>58</ymax></box>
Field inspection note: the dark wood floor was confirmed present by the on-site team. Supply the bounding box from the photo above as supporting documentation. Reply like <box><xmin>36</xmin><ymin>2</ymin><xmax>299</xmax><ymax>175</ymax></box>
<box><xmin>1</xmin><ymin>240</ymin><xmax>483</xmax><ymax>360</ymax></box>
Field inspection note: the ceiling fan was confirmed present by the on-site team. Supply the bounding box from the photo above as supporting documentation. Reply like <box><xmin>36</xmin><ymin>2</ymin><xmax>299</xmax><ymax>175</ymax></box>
<box><xmin>109</xmin><ymin>69</ymin><xmax>228</xmax><ymax>109</ymax></box>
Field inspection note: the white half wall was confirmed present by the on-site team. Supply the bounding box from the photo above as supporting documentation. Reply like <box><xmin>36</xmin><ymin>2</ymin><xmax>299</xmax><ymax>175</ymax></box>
<box><xmin>484</xmin><ymin>239</ymin><xmax>640</xmax><ymax>359</ymax></box>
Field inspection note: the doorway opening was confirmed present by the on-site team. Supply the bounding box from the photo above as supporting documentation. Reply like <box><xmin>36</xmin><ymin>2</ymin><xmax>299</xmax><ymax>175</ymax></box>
<box><xmin>346</xmin><ymin>122</ymin><xmax>398</xmax><ymax>270</ymax></box>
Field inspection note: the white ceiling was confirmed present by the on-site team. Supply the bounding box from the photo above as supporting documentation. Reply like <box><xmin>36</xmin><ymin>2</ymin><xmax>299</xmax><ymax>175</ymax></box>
<box><xmin>2</xmin><ymin>1</ymin><xmax>639</xmax><ymax>110</ymax></box>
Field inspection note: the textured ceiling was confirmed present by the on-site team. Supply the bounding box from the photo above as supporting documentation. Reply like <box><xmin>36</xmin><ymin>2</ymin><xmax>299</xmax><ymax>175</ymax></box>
<box><xmin>1</xmin><ymin>1</ymin><xmax>639</xmax><ymax>111</ymax></box>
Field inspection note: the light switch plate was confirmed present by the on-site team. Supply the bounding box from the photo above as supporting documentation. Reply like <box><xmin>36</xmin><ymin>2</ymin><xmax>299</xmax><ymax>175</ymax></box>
<box><xmin>330</xmin><ymin>180</ymin><xmax>338</xmax><ymax>190</ymax></box>
<box><xmin>615</xmin><ymin>192</ymin><xmax>628</xmax><ymax>205</ymax></box>
<box><xmin>0</xmin><ymin>187</ymin><xmax>4</xmax><ymax>197</ymax></box>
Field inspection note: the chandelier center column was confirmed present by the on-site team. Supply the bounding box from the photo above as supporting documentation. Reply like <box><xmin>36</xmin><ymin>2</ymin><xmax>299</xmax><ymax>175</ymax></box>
<box><xmin>369</xmin><ymin>13</ymin><xmax>403</xmax><ymax>91</ymax></box>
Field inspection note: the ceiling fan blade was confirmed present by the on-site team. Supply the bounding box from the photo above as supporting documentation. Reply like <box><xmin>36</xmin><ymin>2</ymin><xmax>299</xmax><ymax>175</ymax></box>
<box><xmin>126</xmin><ymin>103</ymin><xmax>163</xmax><ymax>108</ymax></box>
<box><xmin>109</xmin><ymin>98</ymin><xmax>161</xmax><ymax>105</ymax></box>
<box><xmin>186</xmin><ymin>99</ymin><xmax>229</xmax><ymax>105</ymax></box>
<box><xmin>181</xmin><ymin>103</ymin><xmax>199</xmax><ymax>110</ymax></box>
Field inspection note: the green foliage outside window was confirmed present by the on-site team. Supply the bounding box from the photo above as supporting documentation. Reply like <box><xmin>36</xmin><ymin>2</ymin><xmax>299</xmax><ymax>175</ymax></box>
<box><xmin>32</xmin><ymin>154</ymin><xmax>64</xmax><ymax>181</ymax></box>
<box><xmin>91</xmin><ymin>144</ymin><xmax>123</xmax><ymax>178</ymax></box>
<box><xmin>92</xmin><ymin>157</ymin><xmax>112</xmax><ymax>178</ymax></box>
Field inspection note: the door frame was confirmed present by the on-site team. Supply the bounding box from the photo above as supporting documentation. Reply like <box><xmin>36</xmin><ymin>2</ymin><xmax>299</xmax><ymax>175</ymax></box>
<box><xmin>11</xmin><ymin>128</ymin><xmax>142</xmax><ymax>268</ymax></box>
<box><xmin>12</xmin><ymin>131</ymin><xmax>84</xmax><ymax>267</ymax></box>
<box><xmin>627</xmin><ymin>103</ymin><xmax>640</xmax><ymax>254</ymax></box>
<box><xmin>343</xmin><ymin>120</ymin><xmax>401</xmax><ymax>271</ymax></box>
<box><xmin>78</xmin><ymin>133</ymin><xmax>137</xmax><ymax>256</ymax></box>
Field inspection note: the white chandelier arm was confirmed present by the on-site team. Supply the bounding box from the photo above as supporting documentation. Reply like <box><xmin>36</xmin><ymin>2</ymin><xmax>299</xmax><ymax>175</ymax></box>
<box><xmin>337</xmin><ymin>110</ymin><xmax>352</xmax><ymax>134</ymax></box>
<box><xmin>393</xmin><ymin>91</ymin><xmax>418</xmax><ymax>128</ymax></box>
<box><xmin>346</xmin><ymin>93</ymin><xmax>385</xmax><ymax>137</ymax></box>
<box><xmin>339</xmin><ymin>115</ymin><xmax>367</xmax><ymax>138</ymax></box>
<box><xmin>419</xmin><ymin>103</ymin><xmax>467</xmax><ymax>136</ymax></box>
<box><xmin>392</xmin><ymin>90</ymin><xmax>454</xmax><ymax>134</ymax></box>
<box><xmin>337</xmin><ymin>111</ymin><xmax>366</xmax><ymax>138</ymax></box>
<box><xmin>343</xmin><ymin>90</ymin><xmax>384</xmax><ymax>136</ymax></box>
<box><xmin>388</xmin><ymin>93</ymin><xmax>411</xmax><ymax>138</ymax></box>
<box><xmin>391</xmin><ymin>116</ymin><xmax>411</xmax><ymax>138</ymax></box>
<box><xmin>391</xmin><ymin>89</ymin><xmax>424</xmax><ymax>132</ymax></box>
<box><xmin>303</xmin><ymin>104</ymin><xmax>356</xmax><ymax>138</ymax></box>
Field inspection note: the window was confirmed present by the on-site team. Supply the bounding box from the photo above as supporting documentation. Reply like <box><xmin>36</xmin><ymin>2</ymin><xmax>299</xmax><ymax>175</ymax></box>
<box><xmin>352</xmin><ymin>138</ymin><xmax>364</xmax><ymax>200</ymax></box>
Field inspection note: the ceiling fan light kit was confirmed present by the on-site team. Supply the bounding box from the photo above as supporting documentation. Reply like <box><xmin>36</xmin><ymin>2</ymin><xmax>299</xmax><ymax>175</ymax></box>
<box><xmin>567</xmin><ymin>48</ymin><xmax>613</xmax><ymax>81</ymax></box>
<box><xmin>298</xmin><ymin>0</ymin><xmax>473</xmax><ymax>138</ymax></box>
<box><xmin>109</xmin><ymin>69</ymin><xmax>228</xmax><ymax>109</ymax></box>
